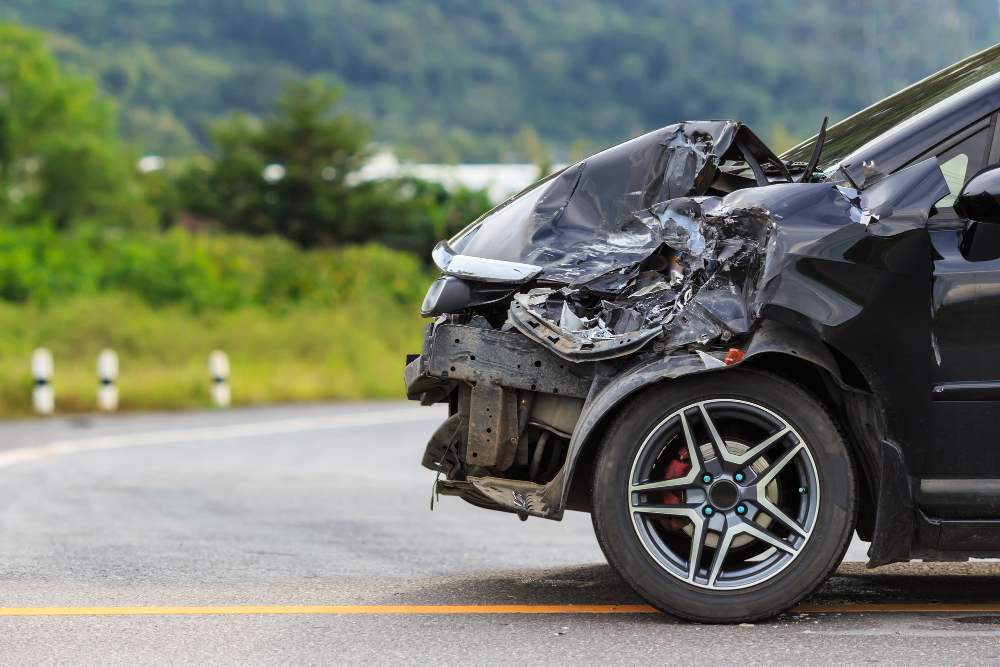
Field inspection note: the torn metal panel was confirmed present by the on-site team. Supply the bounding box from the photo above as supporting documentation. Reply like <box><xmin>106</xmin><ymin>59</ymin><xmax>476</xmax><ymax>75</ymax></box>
<box><xmin>508</xmin><ymin>193</ymin><xmax>770</xmax><ymax>361</ymax></box>
<box><xmin>466</xmin><ymin>381</ymin><xmax>519</xmax><ymax>469</ymax></box>
<box><xmin>466</xmin><ymin>476</ymin><xmax>553</xmax><ymax>518</ymax></box>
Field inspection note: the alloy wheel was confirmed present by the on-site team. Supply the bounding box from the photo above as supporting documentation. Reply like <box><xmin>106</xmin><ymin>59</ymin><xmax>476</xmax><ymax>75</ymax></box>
<box><xmin>627</xmin><ymin>398</ymin><xmax>820</xmax><ymax>590</ymax></box>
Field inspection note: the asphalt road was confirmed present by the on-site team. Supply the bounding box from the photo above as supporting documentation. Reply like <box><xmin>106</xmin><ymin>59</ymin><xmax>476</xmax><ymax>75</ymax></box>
<box><xmin>0</xmin><ymin>402</ymin><xmax>998</xmax><ymax>665</ymax></box>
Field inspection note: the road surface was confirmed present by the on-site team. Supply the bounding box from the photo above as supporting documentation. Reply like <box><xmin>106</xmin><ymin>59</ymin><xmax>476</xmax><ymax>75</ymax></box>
<box><xmin>0</xmin><ymin>402</ymin><xmax>997</xmax><ymax>665</ymax></box>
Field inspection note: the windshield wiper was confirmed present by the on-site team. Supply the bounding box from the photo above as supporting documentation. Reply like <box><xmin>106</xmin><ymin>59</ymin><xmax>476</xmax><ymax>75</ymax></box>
<box><xmin>797</xmin><ymin>116</ymin><xmax>829</xmax><ymax>183</ymax></box>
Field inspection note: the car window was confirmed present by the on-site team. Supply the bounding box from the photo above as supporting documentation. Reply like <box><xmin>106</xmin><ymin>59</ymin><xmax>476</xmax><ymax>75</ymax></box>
<box><xmin>932</xmin><ymin>127</ymin><xmax>990</xmax><ymax>212</ymax></box>
<box><xmin>939</xmin><ymin>154</ymin><xmax>968</xmax><ymax>205</ymax></box>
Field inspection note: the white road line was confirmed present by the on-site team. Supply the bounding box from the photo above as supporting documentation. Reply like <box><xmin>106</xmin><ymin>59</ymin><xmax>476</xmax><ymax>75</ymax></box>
<box><xmin>0</xmin><ymin>408</ymin><xmax>443</xmax><ymax>470</ymax></box>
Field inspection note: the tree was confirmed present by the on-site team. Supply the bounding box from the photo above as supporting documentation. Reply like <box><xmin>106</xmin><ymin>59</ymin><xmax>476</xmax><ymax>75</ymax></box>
<box><xmin>347</xmin><ymin>176</ymin><xmax>492</xmax><ymax>259</ymax></box>
<box><xmin>0</xmin><ymin>23</ymin><xmax>153</xmax><ymax>229</ymax></box>
<box><xmin>190</xmin><ymin>78</ymin><xmax>370</xmax><ymax>247</ymax></box>
<box><xmin>186</xmin><ymin>77</ymin><xmax>492</xmax><ymax>254</ymax></box>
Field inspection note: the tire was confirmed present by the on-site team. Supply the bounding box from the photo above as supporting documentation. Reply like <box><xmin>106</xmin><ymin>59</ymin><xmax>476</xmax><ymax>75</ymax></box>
<box><xmin>590</xmin><ymin>368</ymin><xmax>856</xmax><ymax>623</ymax></box>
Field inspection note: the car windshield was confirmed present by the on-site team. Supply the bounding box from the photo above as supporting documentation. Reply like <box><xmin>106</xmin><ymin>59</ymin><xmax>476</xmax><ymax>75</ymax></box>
<box><xmin>782</xmin><ymin>43</ymin><xmax>1000</xmax><ymax>171</ymax></box>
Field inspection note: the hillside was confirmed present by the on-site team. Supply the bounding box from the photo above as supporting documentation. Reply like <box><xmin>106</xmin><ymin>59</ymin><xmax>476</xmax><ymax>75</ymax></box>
<box><xmin>3</xmin><ymin>0</ymin><xmax>1000</xmax><ymax>160</ymax></box>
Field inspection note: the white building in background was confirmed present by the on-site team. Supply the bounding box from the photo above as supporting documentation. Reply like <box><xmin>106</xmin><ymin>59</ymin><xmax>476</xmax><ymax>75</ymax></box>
<box><xmin>351</xmin><ymin>151</ymin><xmax>564</xmax><ymax>204</ymax></box>
<box><xmin>137</xmin><ymin>155</ymin><xmax>166</xmax><ymax>173</ymax></box>
<box><xmin>141</xmin><ymin>151</ymin><xmax>561</xmax><ymax>206</ymax></box>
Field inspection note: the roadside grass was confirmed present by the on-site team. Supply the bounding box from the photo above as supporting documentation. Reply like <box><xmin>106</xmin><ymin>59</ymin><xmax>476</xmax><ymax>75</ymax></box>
<box><xmin>0</xmin><ymin>291</ymin><xmax>429</xmax><ymax>416</ymax></box>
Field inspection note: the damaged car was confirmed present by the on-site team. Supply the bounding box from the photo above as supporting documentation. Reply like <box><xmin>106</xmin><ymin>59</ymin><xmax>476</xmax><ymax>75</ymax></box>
<box><xmin>404</xmin><ymin>43</ymin><xmax>1000</xmax><ymax>622</ymax></box>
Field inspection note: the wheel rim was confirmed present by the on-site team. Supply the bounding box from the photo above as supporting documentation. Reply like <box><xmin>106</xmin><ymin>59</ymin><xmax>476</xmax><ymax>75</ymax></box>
<box><xmin>627</xmin><ymin>398</ymin><xmax>820</xmax><ymax>590</ymax></box>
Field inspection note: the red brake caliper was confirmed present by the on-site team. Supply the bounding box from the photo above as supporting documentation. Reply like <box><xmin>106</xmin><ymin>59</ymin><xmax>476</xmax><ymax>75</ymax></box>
<box><xmin>662</xmin><ymin>445</ymin><xmax>691</xmax><ymax>530</ymax></box>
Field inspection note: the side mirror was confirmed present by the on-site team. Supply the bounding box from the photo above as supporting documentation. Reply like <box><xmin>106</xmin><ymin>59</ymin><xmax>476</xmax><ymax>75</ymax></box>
<box><xmin>957</xmin><ymin>165</ymin><xmax>1000</xmax><ymax>222</ymax></box>
<box><xmin>958</xmin><ymin>165</ymin><xmax>1000</xmax><ymax>262</ymax></box>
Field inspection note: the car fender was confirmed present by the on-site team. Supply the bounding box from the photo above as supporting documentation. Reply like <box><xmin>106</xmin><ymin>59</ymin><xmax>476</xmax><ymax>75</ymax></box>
<box><xmin>557</xmin><ymin>320</ymin><xmax>849</xmax><ymax>511</ymax></box>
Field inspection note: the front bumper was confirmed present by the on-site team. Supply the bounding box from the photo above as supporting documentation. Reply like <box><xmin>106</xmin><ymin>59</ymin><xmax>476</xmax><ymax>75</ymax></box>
<box><xmin>405</xmin><ymin>321</ymin><xmax>596</xmax><ymax>401</ymax></box>
<box><xmin>404</xmin><ymin>320</ymin><xmax>598</xmax><ymax>518</ymax></box>
<box><xmin>404</xmin><ymin>321</ymin><xmax>595</xmax><ymax>468</ymax></box>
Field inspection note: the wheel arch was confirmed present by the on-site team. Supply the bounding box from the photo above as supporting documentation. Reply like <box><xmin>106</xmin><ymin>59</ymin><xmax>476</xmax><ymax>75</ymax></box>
<box><xmin>564</xmin><ymin>322</ymin><xmax>881</xmax><ymax>548</ymax></box>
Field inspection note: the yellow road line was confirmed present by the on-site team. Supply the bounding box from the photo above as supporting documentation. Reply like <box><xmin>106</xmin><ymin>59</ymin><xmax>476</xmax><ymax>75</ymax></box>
<box><xmin>0</xmin><ymin>605</ymin><xmax>658</xmax><ymax>616</ymax></box>
<box><xmin>0</xmin><ymin>603</ymin><xmax>995</xmax><ymax>616</ymax></box>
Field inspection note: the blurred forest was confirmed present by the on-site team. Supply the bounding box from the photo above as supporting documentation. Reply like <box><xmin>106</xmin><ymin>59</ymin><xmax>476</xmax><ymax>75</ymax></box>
<box><xmin>3</xmin><ymin>0</ymin><xmax>1000</xmax><ymax>160</ymax></box>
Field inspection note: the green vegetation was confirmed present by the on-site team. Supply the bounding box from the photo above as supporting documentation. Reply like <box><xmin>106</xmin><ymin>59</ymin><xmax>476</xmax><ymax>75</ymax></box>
<box><xmin>0</xmin><ymin>24</ymin><xmax>473</xmax><ymax>415</ymax></box>
<box><xmin>0</xmin><ymin>24</ymin><xmax>152</xmax><ymax>229</ymax></box>
<box><xmin>0</xmin><ymin>226</ymin><xmax>434</xmax><ymax>414</ymax></box>
<box><xmin>3</xmin><ymin>1</ymin><xmax>1000</xmax><ymax>158</ymax></box>
<box><xmin>0</xmin><ymin>226</ymin><xmax>432</xmax><ymax>310</ymax></box>
<box><xmin>0</xmin><ymin>288</ymin><xmax>428</xmax><ymax>415</ymax></box>
<box><xmin>179</xmin><ymin>78</ymin><xmax>491</xmax><ymax>254</ymax></box>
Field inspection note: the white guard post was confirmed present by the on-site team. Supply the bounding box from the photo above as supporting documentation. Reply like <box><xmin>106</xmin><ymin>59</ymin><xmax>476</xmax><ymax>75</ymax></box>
<box><xmin>31</xmin><ymin>348</ymin><xmax>54</xmax><ymax>415</ymax></box>
<box><xmin>97</xmin><ymin>349</ymin><xmax>119</xmax><ymax>412</ymax></box>
<box><xmin>208</xmin><ymin>350</ymin><xmax>231</xmax><ymax>408</ymax></box>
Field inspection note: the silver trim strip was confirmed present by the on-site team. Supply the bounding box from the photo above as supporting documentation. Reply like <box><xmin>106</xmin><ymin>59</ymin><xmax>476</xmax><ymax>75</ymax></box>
<box><xmin>432</xmin><ymin>241</ymin><xmax>542</xmax><ymax>284</ymax></box>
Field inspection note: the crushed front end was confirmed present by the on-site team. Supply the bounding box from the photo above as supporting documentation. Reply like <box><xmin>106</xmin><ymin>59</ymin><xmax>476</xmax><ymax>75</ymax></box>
<box><xmin>403</xmin><ymin>120</ymin><xmax>795</xmax><ymax>520</ymax></box>
<box><xmin>403</xmin><ymin>117</ymin><xmax>948</xmax><ymax>532</ymax></box>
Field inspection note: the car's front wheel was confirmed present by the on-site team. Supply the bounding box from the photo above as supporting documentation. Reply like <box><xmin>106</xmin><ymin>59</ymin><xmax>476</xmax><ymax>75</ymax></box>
<box><xmin>591</xmin><ymin>369</ymin><xmax>856</xmax><ymax>623</ymax></box>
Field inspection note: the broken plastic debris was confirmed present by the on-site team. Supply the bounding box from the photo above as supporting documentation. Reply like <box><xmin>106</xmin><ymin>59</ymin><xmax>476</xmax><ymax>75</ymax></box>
<box><xmin>724</xmin><ymin>348</ymin><xmax>745</xmax><ymax>365</ymax></box>
<box><xmin>569</xmin><ymin>264</ymin><xmax>641</xmax><ymax>296</ymax></box>
<box><xmin>837</xmin><ymin>183</ymin><xmax>893</xmax><ymax>227</ymax></box>
<box><xmin>559</xmin><ymin>300</ymin><xmax>586</xmax><ymax>332</ymax></box>
<box><xmin>508</xmin><ymin>195</ymin><xmax>768</xmax><ymax>360</ymax></box>
<box><xmin>697</xmin><ymin>350</ymin><xmax>726</xmax><ymax>369</ymax></box>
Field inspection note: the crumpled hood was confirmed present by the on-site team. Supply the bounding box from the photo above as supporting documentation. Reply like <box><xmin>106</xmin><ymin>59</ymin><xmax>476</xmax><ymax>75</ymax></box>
<box><xmin>446</xmin><ymin>121</ymin><xmax>741</xmax><ymax>284</ymax></box>
<box><xmin>434</xmin><ymin>119</ymin><xmax>950</xmax><ymax>365</ymax></box>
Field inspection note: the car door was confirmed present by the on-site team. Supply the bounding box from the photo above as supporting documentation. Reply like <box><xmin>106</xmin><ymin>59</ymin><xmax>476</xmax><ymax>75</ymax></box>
<box><xmin>925</xmin><ymin>111</ymin><xmax>1000</xmax><ymax>516</ymax></box>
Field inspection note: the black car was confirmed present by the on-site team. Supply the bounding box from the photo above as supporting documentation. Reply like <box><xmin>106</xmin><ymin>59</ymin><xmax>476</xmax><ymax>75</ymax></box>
<box><xmin>404</xmin><ymin>43</ymin><xmax>1000</xmax><ymax>623</ymax></box>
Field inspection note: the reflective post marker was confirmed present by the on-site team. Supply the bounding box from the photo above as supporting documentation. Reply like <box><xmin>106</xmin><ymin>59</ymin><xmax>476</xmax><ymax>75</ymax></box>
<box><xmin>31</xmin><ymin>348</ymin><xmax>54</xmax><ymax>415</ymax></box>
<box><xmin>208</xmin><ymin>350</ymin><xmax>231</xmax><ymax>408</ymax></box>
<box><xmin>97</xmin><ymin>349</ymin><xmax>119</xmax><ymax>412</ymax></box>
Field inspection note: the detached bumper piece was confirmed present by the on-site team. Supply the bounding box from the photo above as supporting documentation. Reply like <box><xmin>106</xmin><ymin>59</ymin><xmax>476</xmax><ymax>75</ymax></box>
<box><xmin>405</xmin><ymin>321</ymin><xmax>596</xmax><ymax>519</ymax></box>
